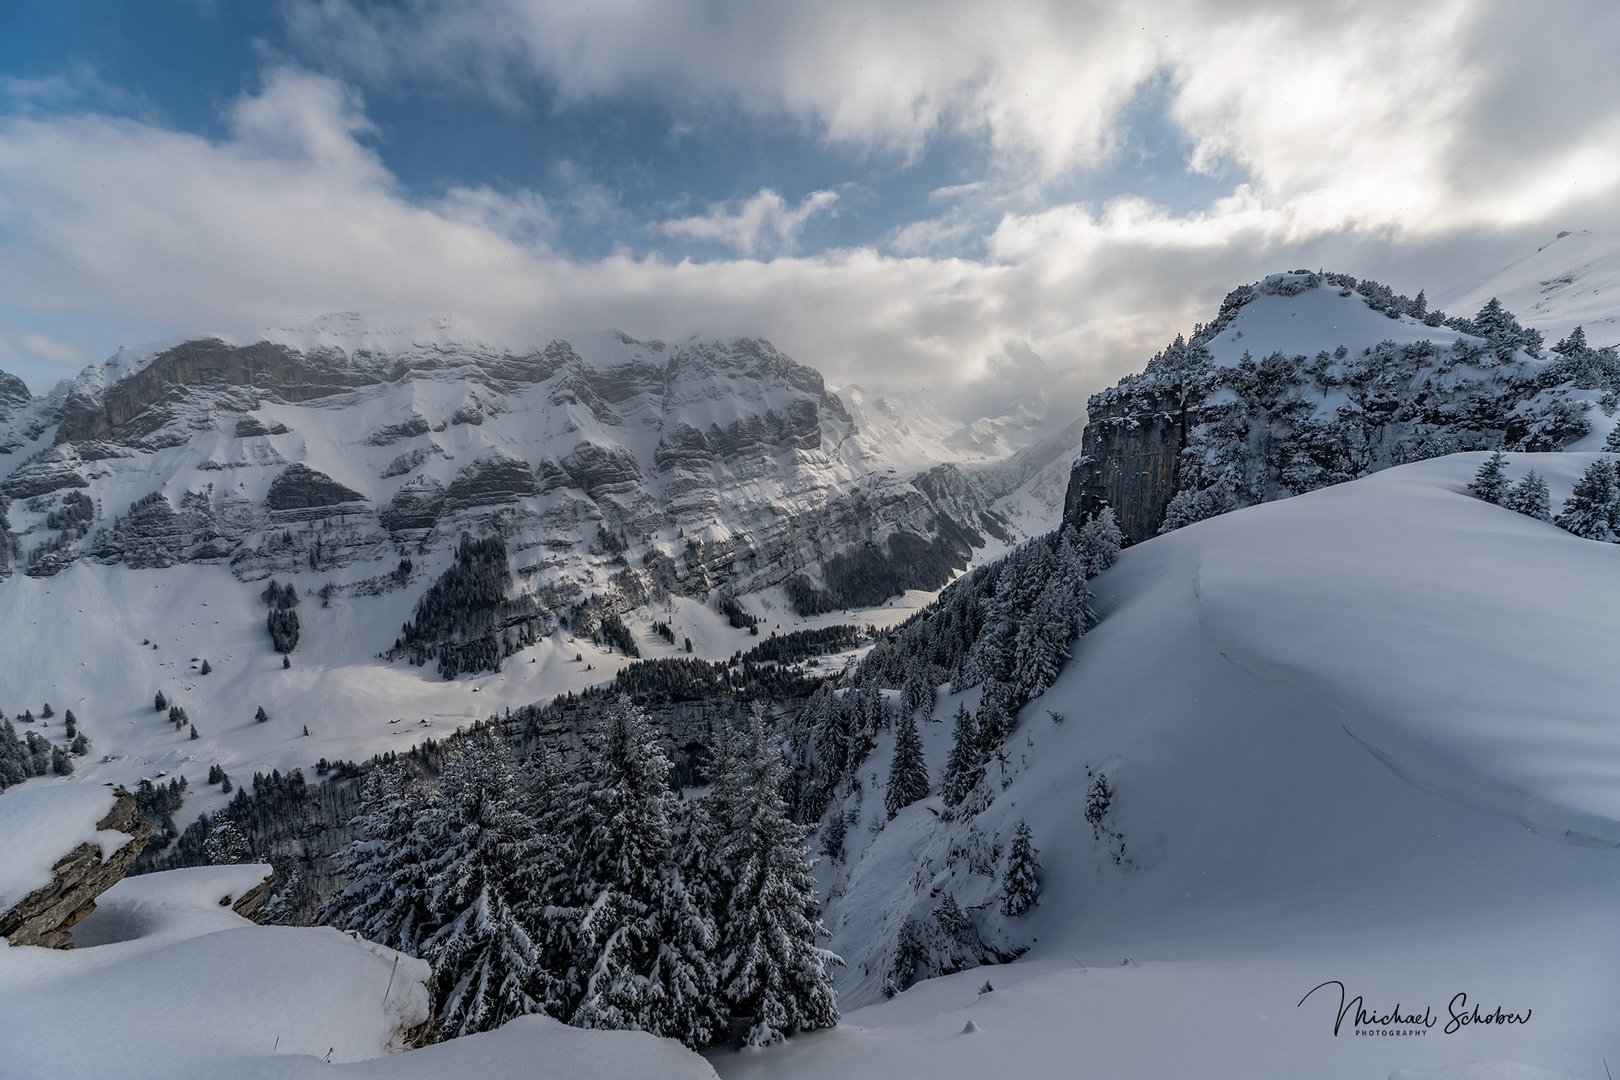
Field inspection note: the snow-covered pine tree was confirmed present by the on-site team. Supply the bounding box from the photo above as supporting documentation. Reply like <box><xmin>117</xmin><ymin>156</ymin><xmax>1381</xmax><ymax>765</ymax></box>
<box><xmin>324</xmin><ymin>763</ymin><xmax>439</xmax><ymax>954</ymax></box>
<box><xmin>567</xmin><ymin>699</ymin><xmax>720</xmax><ymax>1048</ymax></box>
<box><xmin>421</xmin><ymin>739</ymin><xmax>556</xmax><ymax>1040</ymax></box>
<box><xmin>719</xmin><ymin>711</ymin><xmax>840</xmax><ymax>1047</ymax></box>
<box><xmin>1605</xmin><ymin>425</ymin><xmax>1620</xmax><ymax>454</ymax></box>
<box><xmin>1555</xmin><ymin>458</ymin><xmax>1620</xmax><ymax>540</ymax></box>
<box><xmin>1505</xmin><ymin>470</ymin><xmax>1553</xmax><ymax>521</ymax></box>
<box><xmin>1077</xmin><ymin>505</ymin><xmax>1124</xmax><ymax>577</ymax></box>
<box><xmin>1468</xmin><ymin>451</ymin><xmax>1510</xmax><ymax>503</ymax></box>
<box><xmin>1000</xmin><ymin>820</ymin><xmax>1041</xmax><ymax>917</ymax></box>
<box><xmin>884</xmin><ymin>711</ymin><xmax>929</xmax><ymax>819</ymax></box>
<box><xmin>974</xmin><ymin>678</ymin><xmax>1015</xmax><ymax>760</ymax></box>
<box><xmin>941</xmin><ymin>703</ymin><xmax>982</xmax><ymax>808</ymax></box>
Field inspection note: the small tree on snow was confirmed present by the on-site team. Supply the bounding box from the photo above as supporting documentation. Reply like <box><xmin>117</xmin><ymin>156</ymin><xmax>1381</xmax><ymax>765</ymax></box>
<box><xmin>884</xmin><ymin>711</ymin><xmax>929</xmax><ymax>819</ymax></box>
<box><xmin>255</xmin><ymin>705</ymin><xmax>269</xmax><ymax>724</ymax></box>
<box><xmin>153</xmin><ymin>691</ymin><xmax>167</xmax><ymax>713</ymax></box>
<box><xmin>1000</xmin><ymin>820</ymin><xmax>1041</xmax><ymax>917</ymax></box>
<box><xmin>1555</xmin><ymin>458</ymin><xmax>1620</xmax><ymax>540</ymax></box>
<box><xmin>1077</xmin><ymin>505</ymin><xmax>1124</xmax><ymax>578</ymax></box>
<box><xmin>1505</xmin><ymin>470</ymin><xmax>1552</xmax><ymax>521</ymax></box>
<box><xmin>1605</xmin><ymin>425</ymin><xmax>1620</xmax><ymax>454</ymax></box>
<box><xmin>1468</xmin><ymin>451</ymin><xmax>1510</xmax><ymax>503</ymax></box>
<box><xmin>200</xmin><ymin>659</ymin><xmax>212</xmax><ymax>675</ymax></box>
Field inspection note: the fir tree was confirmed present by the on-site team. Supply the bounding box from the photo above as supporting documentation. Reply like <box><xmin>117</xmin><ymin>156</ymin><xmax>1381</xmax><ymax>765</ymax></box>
<box><xmin>941</xmin><ymin>703</ymin><xmax>983</xmax><ymax>807</ymax></box>
<box><xmin>566</xmin><ymin>700</ymin><xmax>721</xmax><ymax>1047</ymax></box>
<box><xmin>718</xmin><ymin>712</ymin><xmax>840</xmax><ymax>1047</ymax></box>
<box><xmin>1555</xmin><ymin>458</ymin><xmax>1620</xmax><ymax>540</ymax></box>
<box><xmin>1605</xmin><ymin>425</ymin><xmax>1620</xmax><ymax>454</ymax></box>
<box><xmin>1000</xmin><ymin>820</ymin><xmax>1041</xmax><ymax>917</ymax></box>
<box><xmin>189</xmin><ymin>724</ymin><xmax>199</xmax><ymax>740</ymax></box>
<box><xmin>421</xmin><ymin>741</ymin><xmax>555</xmax><ymax>1040</ymax></box>
<box><xmin>884</xmin><ymin>711</ymin><xmax>929</xmax><ymax>819</ymax></box>
<box><xmin>50</xmin><ymin>745</ymin><xmax>73</xmax><ymax>775</ymax></box>
<box><xmin>154</xmin><ymin>691</ymin><xmax>167</xmax><ymax>712</ymax></box>
<box><xmin>200</xmin><ymin>659</ymin><xmax>212</xmax><ymax>675</ymax></box>
<box><xmin>1077</xmin><ymin>506</ymin><xmax>1124</xmax><ymax>577</ymax></box>
<box><xmin>1505</xmin><ymin>470</ymin><xmax>1553</xmax><ymax>521</ymax></box>
<box><xmin>63</xmin><ymin>710</ymin><xmax>77</xmax><ymax>739</ymax></box>
<box><xmin>40</xmin><ymin>702</ymin><xmax>53</xmax><ymax>719</ymax></box>
<box><xmin>255</xmin><ymin>705</ymin><xmax>269</xmax><ymax>724</ymax></box>
<box><xmin>1468</xmin><ymin>451</ymin><xmax>1510</xmax><ymax>503</ymax></box>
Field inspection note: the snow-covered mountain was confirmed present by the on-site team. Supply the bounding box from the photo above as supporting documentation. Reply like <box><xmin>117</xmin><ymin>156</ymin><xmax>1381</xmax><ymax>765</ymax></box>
<box><xmin>1443</xmin><ymin>229</ymin><xmax>1620</xmax><ymax>345</ymax></box>
<box><xmin>0</xmin><ymin>319</ymin><xmax>1079</xmax><ymax>813</ymax></box>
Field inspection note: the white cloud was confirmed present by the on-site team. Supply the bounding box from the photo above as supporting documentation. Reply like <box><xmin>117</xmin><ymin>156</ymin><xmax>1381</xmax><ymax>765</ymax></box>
<box><xmin>1</xmin><ymin>58</ymin><xmax>1618</xmax><ymax>414</ymax></box>
<box><xmin>282</xmin><ymin>0</ymin><xmax>1620</xmax><ymax>234</ymax></box>
<box><xmin>656</xmin><ymin>189</ymin><xmax>838</xmax><ymax>256</ymax></box>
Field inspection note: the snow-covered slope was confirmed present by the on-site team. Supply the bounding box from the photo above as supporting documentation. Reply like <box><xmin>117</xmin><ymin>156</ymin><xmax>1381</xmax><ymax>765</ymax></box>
<box><xmin>747</xmin><ymin>452</ymin><xmax>1620</xmax><ymax>1080</ymax></box>
<box><xmin>0</xmin><ymin>858</ymin><xmax>718</xmax><ymax>1080</ymax></box>
<box><xmin>1444</xmin><ymin>230</ymin><xmax>1620</xmax><ymax>345</ymax></box>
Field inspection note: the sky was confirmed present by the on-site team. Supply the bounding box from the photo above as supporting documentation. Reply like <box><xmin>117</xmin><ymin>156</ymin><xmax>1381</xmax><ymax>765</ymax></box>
<box><xmin>2</xmin><ymin>0</ymin><xmax>1620</xmax><ymax>420</ymax></box>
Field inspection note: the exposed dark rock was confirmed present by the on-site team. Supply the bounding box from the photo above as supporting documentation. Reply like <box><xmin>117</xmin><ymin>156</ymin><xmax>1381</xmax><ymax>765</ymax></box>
<box><xmin>444</xmin><ymin>454</ymin><xmax>536</xmax><ymax>511</ymax></box>
<box><xmin>265</xmin><ymin>463</ymin><xmax>367</xmax><ymax>512</ymax></box>
<box><xmin>1062</xmin><ymin>388</ymin><xmax>1185</xmax><ymax>542</ymax></box>
<box><xmin>0</xmin><ymin>790</ymin><xmax>152</xmax><ymax>949</ymax></box>
<box><xmin>381</xmin><ymin>476</ymin><xmax>447</xmax><ymax>533</ymax></box>
<box><xmin>0</xmin><ymin>370</ymin><xmax>31</xmax><ymax>421</ymax></box>
<box><xmin>365</xmin><ymin>415</ymin><xmax>431</xmax><ymax>445</ymax></box>
<box><xmin>1</xmin><ymin>447</ymin><xmax>89</xmax><ymax>499</ymax></box>
<box><xmin>560</xmin><ymin>441</ymin><xmax>641</xmax><ymax>499</ymax></box>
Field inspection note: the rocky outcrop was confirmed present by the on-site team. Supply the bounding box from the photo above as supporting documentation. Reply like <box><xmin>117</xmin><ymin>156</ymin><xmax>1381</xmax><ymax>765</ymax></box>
<box><xmin>444</xmin><ymin>454</ymin><xmax>537</xmax><ymax>511</ymax></box>
<box><xmin>1062</xmin><ymin>388</ymin><xmax>1185</xmax><ymax>542</ymax></box>
<box><xmin>1</xmin><ymin>446</ymin><xmax>89</xmax><ymax>499</ymax></box>
<box><xmin>0</xmin><ymin>791</ymin><xmax>152</xmax><ymax>948</ymax></box>
<box><xmin>266</xmin><ymin>464</ymin><xmax>367</xmax><ymax>514</ymax></box>
<box><xmin>234</xmin><ymin>416</ymin><xmax>290</xmax><ymax>438</ymax></box>
<box><xmin>365</xmin><ymin>415</ymin><xmax>431</xmax><ymax>445</ymax></box>
<box><xmin>381</xmin><ymin>476</ymin><xmax>447</xmax><ymax>533</ymax></box>
<box><xmin>560</xmin><ymin>442</ymin><xmax>641</xmax><ymax>499</ymax></box>
<box><xmin>0</xmin><ymin>370</ymin><xmax>31</xmax><ymax>422</ymax></box>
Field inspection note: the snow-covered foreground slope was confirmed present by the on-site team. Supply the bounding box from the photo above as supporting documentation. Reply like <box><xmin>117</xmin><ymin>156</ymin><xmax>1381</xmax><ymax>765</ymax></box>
<box><xmin>717</xmin><ymin>452</ymin><xmax>1620</xmax><ymax>1079</ymax></box>
<box><xmin>0</xmin><ymin>861</ymin><xmax>719</xmax><ymax>1080</ymax></box>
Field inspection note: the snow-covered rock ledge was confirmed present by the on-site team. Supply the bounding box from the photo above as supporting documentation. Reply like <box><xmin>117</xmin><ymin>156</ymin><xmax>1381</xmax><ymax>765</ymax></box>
<box><xmin>0</xmin><ymin>784</ymin><xmax>151</xmax><ymax>947</ymax></box>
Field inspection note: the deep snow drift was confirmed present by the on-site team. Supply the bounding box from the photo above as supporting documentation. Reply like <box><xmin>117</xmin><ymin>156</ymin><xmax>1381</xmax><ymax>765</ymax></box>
<box><xmin>714</xmin><ymin>452</ymin><xmax>1620</xmax><ymax>1080</ymax></box>
<box><xmin>0</xmin><ymin>858</ymin><xmax>719</xmax><ymax>1080</ymax></box>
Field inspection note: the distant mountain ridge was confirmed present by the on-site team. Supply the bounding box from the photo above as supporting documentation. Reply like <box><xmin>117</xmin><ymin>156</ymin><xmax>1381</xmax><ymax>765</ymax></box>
<box><xmin>0</xmin><ymin>323</ymin><xmax>1080</xmax><ymax>637</ymax></box>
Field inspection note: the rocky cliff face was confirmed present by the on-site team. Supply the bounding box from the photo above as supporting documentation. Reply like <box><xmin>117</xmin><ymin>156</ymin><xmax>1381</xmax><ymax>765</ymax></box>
<box><xmin>1063</xmin><ymin>392</ymin><xmax>1186</xmax><ymax>542</ymax></box>
<box><xmin>0</xmin><ymin>790</ymin><xmax>152</xmax><ymax>948</ymax></box>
